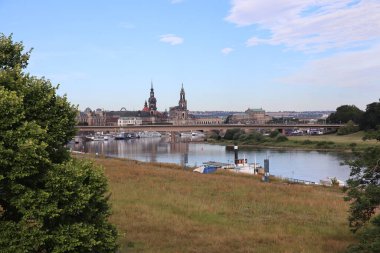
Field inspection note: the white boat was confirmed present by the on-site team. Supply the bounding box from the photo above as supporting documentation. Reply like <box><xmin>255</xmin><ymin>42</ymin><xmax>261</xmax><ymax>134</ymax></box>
<box><xmin>180</xmin><ymin>132</ymin><xmax>193</xmax><ymax>137</ymax></box>
<box><xmin>191</xmin><ymin>131</ymin><xmax>205</xmax><ymax>137</ymax></box>
<box><xmin>193</xmin><ymin>165</ymin><xmax>218</xmax><ymax>174</ymax></box>
<box><xmin>85</xmin><ymin>135</ymin><xmax>106</xmax><ymax>141</ymax></box>
<box><xmin>230</xmin><ymin>156</ymin><xmax>262</xmax><ymax>175</ymax></box>
<box><xmin>137</xmin><ymin>131</ymin><xmax>162</xmax><ymax>138</ymax></box>
<box><xmin>114</xmin><ymin>132</ymin><xmax>132</xmax><ymax>140</ymax></box>
<box><xmin>180</xmin><ymin>131</ymin><xmax>205</xmax><ymax>137</ymax></box>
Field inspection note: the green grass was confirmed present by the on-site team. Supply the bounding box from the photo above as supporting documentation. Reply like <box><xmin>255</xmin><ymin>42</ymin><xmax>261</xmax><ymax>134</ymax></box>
<box><xmin>79</xmin><ymin>155</ymin><xmax>356</xmax><ymax>253</ymax></box>
<box><xmin>209</xmin><ymin>131</ymin><xmax>379</xmax><ymax>151</ymax></box>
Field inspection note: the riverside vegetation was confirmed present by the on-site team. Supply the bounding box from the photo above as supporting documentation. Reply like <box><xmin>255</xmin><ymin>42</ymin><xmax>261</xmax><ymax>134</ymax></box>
<box><xmin>208</xmin><ymin>100</ymin><xmax>380</xmax><ymax>152</ymax></box>
<box><xmin>207</xmin><ymin>129</ymin><xmax>379</xmax><ymax>151</ymax></box>
<box><xmin>74</xmin><ymin>153</ymin><xmax>355</xmax><ymax>253</ymax></box>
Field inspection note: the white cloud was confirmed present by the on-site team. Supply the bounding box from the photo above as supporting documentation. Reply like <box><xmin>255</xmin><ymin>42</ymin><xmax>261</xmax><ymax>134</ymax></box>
<box><xmin>221</xmin><ymin>47</ymin><xmax>234</xmax><ymax>55</ymax></box>
<box><xmin>226</xmin><ymin>0</ymin><xmax>380</xmax><ymax>52</ymax></box>
<box><xmin>159</xmin><ymin>34</ymin><xmax>184</xmax><ymax>45</ymax></box>
<box><xmin>246</xmin><ymin>37</ymin><xmax>266</xmax><ymax>47</ymax></box>
<box><xmin>279</xmin><ymin>45</ymin><xmax>380</xmax><ymax>87</ymax></box>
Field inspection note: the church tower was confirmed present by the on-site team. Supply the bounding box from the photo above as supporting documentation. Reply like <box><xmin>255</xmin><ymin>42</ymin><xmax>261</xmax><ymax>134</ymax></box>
<box><xmin>168</xmin><ymin>83</ymin><xmax>189</xmax><ymax>125</ymax></box>
<box><xmin>148</xmin><ymin>82</ymin><xmax>157</xmax><ymax>115</ymax></box>
<box><xmin>178</xmin><ymin>83</ymin><xmax>187</xmax><ymax>110</ymax></box>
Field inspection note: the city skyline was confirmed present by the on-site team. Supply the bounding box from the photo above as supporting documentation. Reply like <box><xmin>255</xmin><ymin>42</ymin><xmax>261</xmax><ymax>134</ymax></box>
<box><xmin>1</xmin><ymin>0</ymin><xmax>379</xmax><ymax>111</ymax></box>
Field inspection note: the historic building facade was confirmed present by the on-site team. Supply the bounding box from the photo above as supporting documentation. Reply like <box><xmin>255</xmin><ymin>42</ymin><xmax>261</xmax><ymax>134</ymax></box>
<box><xmin>227</xmin><ymin>108</ymin><xmax>272</xmax><ymax>124</ymax></box>
<box><xmin>118</xmin><ymin>117</ymin><xmax>143</xmax><ymax>126</ymax></box>
<box><xmin>77</xmin><ymin>108</ymin><xmax>107</xmax><ymax>126</ymax></box>
<box><xmin>77</xmin><ymin>82</ymin><xmax>225</xmax><ymax>126</ymax></box>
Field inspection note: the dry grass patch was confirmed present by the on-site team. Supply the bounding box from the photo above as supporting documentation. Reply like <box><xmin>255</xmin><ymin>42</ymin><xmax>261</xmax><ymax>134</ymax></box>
<box><xmin>76</xmin><ymin>154</ymin><xmax>355</xmax><ymax>253</ymax></box>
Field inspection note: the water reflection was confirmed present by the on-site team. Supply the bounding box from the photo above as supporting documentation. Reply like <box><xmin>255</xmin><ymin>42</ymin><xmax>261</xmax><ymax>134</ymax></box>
<box><xmin>70</xmin><ymin>137</ymin><xmax>352</xmax><ymax>183</ymax></box>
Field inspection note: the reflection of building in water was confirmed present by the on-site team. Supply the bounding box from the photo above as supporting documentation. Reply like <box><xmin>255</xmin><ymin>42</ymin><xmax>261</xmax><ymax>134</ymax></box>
<box><xmin>169</xmin><ymin>141</ymin><xmax>189</xmax><ymax>166</ymax></box>
<box><xmin>125</xmin><ymin>137</ymin><xmax>169</xmax><ymax>163</ymax></box>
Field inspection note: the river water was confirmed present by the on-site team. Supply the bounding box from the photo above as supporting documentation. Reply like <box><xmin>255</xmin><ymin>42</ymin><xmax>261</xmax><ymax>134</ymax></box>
<box><xmin>70</xmin><ymin>137</ymin><xmax>352</xmax><ymax>183</ymax></box>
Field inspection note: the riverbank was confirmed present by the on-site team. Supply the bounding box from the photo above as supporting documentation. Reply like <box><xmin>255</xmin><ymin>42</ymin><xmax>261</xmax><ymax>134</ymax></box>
<box><xmin>74</xmin><ymin>154</ymin><xmax>355</xmax><ymax>252</ymax></box>
<box><xmin>207</xmin><ymin>131</ymin><xmax>379</xmax><ymax>152</ymax></box>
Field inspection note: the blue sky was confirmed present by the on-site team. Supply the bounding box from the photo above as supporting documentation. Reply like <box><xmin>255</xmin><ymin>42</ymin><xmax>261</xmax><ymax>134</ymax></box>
<box><xmin>1</xmin><ymin>0</ymin><xmax>379</xmax><ymax>111</ymax></box>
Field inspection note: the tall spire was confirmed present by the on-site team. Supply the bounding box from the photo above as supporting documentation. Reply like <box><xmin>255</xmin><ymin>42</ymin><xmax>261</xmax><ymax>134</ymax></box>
<box><xmin>178</xmin><ymin>83</ymin><xmax>187</xmax><ymax>110</ymax></box>
<box><xmin>148</xmin><ymin>82</ymin><xmax>157</xmax><ymax>112</ymax></box>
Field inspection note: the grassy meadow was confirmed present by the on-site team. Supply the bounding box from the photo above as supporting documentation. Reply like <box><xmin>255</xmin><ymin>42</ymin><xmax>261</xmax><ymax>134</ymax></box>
<box><xmin>288</xmin><ymin>131</ymin><xmax>376</xmax><ymax>145</ymax></box>
<box><xmin>210</xmin><ymin>131</ymin><xmax>379</xmax><ymax>151</ymax></box>
<box><xmin>77</xmin><ymin>154</ymin><xmax>355</xmax><ymax>253</ymax></box>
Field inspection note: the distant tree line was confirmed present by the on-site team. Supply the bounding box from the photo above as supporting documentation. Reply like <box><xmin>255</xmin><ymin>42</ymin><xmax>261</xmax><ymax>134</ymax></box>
<box><xmin>327</xmin><ymin>101</ymin><xmax>380</xmax><ymax>130</ymax></box>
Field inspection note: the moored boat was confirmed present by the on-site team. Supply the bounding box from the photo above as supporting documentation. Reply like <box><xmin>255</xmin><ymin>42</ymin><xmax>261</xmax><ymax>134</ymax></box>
<box><xmin>137</xmin><ymin>131</ymin><xmax>162</xmax><ymax>138</ymax></box>
<box><xmin>193</xmin><ymin>165</ymin><xmax>218</xmax><ymax>174</ymax></box>
<box><xmin>114</xmin><ymin>132</ymin><xmax>132</xmax><ymax>140</ymax></box>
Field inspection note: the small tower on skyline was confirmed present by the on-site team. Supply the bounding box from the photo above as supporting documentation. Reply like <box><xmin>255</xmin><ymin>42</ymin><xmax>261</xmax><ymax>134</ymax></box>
<box><xmin>142</xmin><ymin>100</ymin><xmax>149</xmax><ymax>112</ymax></box>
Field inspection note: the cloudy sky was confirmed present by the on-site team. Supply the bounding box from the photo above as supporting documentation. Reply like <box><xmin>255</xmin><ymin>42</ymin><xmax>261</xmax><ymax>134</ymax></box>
<box><xmin>1</xmin><ymin>0</ymin><xmax>379</xmax><ymax>111</ymax></box>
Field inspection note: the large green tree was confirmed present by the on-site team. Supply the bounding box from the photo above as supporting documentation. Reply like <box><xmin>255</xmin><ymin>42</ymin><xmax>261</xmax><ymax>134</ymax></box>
<box><xmin>360</xmin><ymin>100</ymin><xmax>380</xmax><ymax>130</ymax></box>
<box><xmin>0</xmin><ymin>34</ymin><xmax>117</xmax><ymax>252</ymax></box>
<box><xmin>327</xmin><ymin>105</ymin><xmax>363</xmax><ymax>124</ymax></box>
<box><xmin>345</xmin><ymin>146</ymin><xmax>380</xmax><ymax>252</ymax></box>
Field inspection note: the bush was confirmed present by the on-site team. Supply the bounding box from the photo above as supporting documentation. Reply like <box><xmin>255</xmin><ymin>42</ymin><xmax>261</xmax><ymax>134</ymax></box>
<box><xmin>269</xmin><ymin>130</ymin><xmax>280</xmax><ymax>138</ymax></box>
<box><xmin>337</xmin><ymin>120</ymin><xmax>359</xmax><ymax>135</ymax></box>
<box><xmin>349</xmin><ymin>143</ymin><xmax>357</xmax><ymax>148</ymax></box>
<box><xmin>247</xmin><ymin>132</ymin><xmax>265</xmax><ymax>143</ymax></box>
<box><xmin>208</xmin><ymin>130</ymin><xmax>221</xmax><ymax>140</ymax></box>
<box><xmin>315</xmin><ymin>141</ymin><xmax>335</xmax><ymax>149</ymax></box>
<box><xmin>224</xmin><ymin>128</ymin><xmax>243</xmax><ymax>140</ymax></box>
<box><xmin>346</xmin><ymin>215</ymin><xmax>380</xmax><ymax>253</ymax></box>
<box><xmin>238</xmin><ymin>134</ymin><xmax>248</xmax><ymax>141</ymax></box>
<box><xmin>302</xmin><ymin>140</ymin><xmax>313</xmax><ymax>145</ymax></box>
<box><xmin>233</xmin><ymin>132</ymin><xmax>243</xmax><ymax>140</ymax></box>
<box><xmin>276</xmin><ymin>135</ymin><xmax>288</xmax><ymax>142</ymax></box>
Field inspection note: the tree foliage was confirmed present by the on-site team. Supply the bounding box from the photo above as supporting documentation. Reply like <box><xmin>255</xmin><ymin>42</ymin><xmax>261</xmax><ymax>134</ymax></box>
<box><xmin>345</xmin><ymin>145</ymin><xmax>380</xmax><ymax>252</ymax></box>
<box><xmin>223</xmin><ymin>128</ymin><xmax>244</xmax><ymax>140</ymax></box>
<box><xmin>346</xmin><ymin>215</ymin><xmax>380</xmax><ymax>253</ymax></box>
<box><xmin>327</xmin><ymin>105</ymin><xmax>363</xmax><ymax>124</ymax></box>
<box><xmin>0</xmin><ymin>34</ymin><xmax>117</xmax><ymax>252</ymax></box>
<box><xmin>345</xmin><ymin>146</ymin><xmax>380</xmax><ymax>232</ymax></box>
<box><xmin>363</xmin><ymin>130</ymin><xmax>380</xmax><ymax>142</ymax></box>
<box><xmin>337</xmin><ymin>120</ymin><xmax>359</xmax><ymax>135</ymax></box>
<box><xmin>360</xmin><ymin>100</ymin><xmax>380</xmax><ymax>130</ymax></box>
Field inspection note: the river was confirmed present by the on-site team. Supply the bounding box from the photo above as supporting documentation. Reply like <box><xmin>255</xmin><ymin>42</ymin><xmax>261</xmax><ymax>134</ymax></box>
<box><xmin>69</xmin><ymin>137</ymin><xmax>352</xmax><ymax>183</ymax></box>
